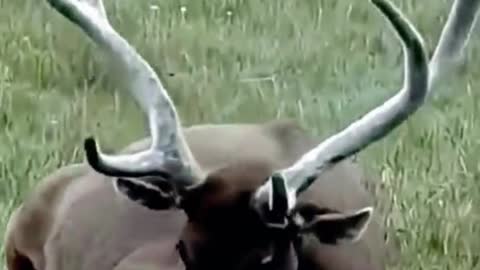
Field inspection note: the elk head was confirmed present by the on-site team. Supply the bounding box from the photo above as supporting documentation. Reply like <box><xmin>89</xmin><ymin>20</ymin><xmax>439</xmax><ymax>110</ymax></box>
<box><xmin>44</xmin><ymin>0</ymin><xmax>479</xmax><ymax>269</ymax></box>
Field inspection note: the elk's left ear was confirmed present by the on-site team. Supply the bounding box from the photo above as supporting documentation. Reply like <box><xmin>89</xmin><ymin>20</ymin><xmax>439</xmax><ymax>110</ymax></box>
<box><xmin>298</xmin><ymin>206</ymin><xmax>373</xmax><ymax>245</ymax></box>
<box><xmin>114</xmin><ymin>177</ymin><xmax>177</xmax><ymax>210</ymax></box>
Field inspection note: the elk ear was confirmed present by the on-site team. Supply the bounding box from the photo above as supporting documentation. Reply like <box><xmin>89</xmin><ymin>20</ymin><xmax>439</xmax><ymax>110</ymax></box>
<box><xmin>298</xmin><ymin>206</ymin><xmax>373</xmax><ymax>245</ymax></box>
<box><xmin>114</xmin><ymin>177</ymin><xmax>177</xmax><ymax>210</ymax></box>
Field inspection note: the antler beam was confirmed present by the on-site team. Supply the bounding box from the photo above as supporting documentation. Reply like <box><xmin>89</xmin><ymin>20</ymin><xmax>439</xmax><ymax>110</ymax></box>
<box><xmin>429</xmin><ymin>0</ymin><xmax>480</xmax><ymax>89</ymax></box>
<box><xmin>46</xmin><ymin>0</ymin><xmax>204</xmax><ymax>182</ymax></box>
<box><xmin>280</xmin><ymin>0</ymin><xmax>429</xmax><ymax>196</ymax></box>
<box><xmin>256</xmin><ymin>0</ymin><xmax>480</xmax><ymax>214</ymax></box>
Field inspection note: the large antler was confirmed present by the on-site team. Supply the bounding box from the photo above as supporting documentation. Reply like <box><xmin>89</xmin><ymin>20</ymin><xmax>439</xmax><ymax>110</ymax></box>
<box><xmin>255</xmin><ymin>0</ymin><xmax>480</xmax><ymax>217</ymax></box>
<box><xmin>45</xmin><ymin>0</ymin><xmax>204</xmax><ymax>183</ymax></box>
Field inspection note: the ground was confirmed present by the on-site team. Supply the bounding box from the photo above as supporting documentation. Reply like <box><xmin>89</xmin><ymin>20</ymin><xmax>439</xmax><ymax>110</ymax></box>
<box><xmin>0</xmin><ymin>0</ymin><xmax>479</xmax><ymax>269</ymax></box>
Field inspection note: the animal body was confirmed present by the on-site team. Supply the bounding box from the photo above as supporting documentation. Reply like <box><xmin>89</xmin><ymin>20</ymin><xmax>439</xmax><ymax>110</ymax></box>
<box><xmin>4</xmin><ymin>121</ymin><xmax>386</xmax><ymax>270</ymax></box>
<box><xmin>4</xmin><ymin>0</ymin><xmax>480</xmax><ymax>269</ymax></box>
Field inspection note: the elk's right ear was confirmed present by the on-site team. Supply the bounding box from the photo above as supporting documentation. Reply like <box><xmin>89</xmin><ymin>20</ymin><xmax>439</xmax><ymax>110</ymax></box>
<box><xmin>114</xmin><ymin>177</ymin><xmax>178</xmax><ymax>210</ymax></box>
<box><xmin>297</xmin><ymin>205</ymin><xmax>373</xmax><ymax>245</ymax></box>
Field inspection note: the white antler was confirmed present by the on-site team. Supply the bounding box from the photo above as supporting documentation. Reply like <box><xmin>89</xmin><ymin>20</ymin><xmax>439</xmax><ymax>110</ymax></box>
<box><xmin>256</xmin><ymin>0</ymin><xmax>480</xmax><ymax>214</ymax></box>
<box><xmin>429</xmin><ymin>0</ymin><xmax>480</xmax><ymax>89</ymax></box>
<box><xmin>46</xmin><ymin>0</ymin><xmax>204</xmax><ymax>183</ymax></box>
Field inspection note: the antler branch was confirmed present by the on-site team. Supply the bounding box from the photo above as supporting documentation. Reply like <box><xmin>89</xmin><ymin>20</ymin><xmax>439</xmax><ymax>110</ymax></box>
<box><xmin>280</xmin><ymin>0</ymin><xmax>429</xmax><ymax>196</ymax></box>
<box><xmin>257</xmin><ymin>0</ymin><xmax>480</xmax><ymax>214</ymax></box>
<box><xmin>429</xmin><ymin>0</ymin><xmax>480</xmax><ymax>89</ymax></box>
<box><xmin>45</xmin><ymin>0</ymin><xmax>203</xmax><ymax>182</ymax></box>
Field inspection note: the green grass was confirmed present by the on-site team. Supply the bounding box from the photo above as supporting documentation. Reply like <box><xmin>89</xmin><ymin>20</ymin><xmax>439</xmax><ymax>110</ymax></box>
<box><xmin>1</xmin><ymin>0</ymin><xmax>479</xmax><ymax>269</ymax></box>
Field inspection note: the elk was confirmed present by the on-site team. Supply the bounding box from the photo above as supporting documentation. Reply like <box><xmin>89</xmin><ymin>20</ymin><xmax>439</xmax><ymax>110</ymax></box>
<box><xmin>4</xmin><ymin>0</ymin><xmax>479</xmax><ymax>270</ymax></box>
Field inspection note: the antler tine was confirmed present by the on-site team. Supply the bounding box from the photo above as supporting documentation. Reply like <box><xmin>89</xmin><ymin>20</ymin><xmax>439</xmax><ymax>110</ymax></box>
<box><xmin>46</xmin><ymin>0</ymin><xmax>203</xmax><ymax>182</ymax></box>
<box><xmin>429</xmin><ymin>0</ymin><xmax>480</xmax><ymax>89</ymax></box>
<box><xmin>258</xmin><ymin>0</ymin><xmax>480</xmax><ymax>213</ymax></box>
<box><xmin>255</xmin><ymin>0</ymin><xmax>430</xmax><ymax>212</ymax></box>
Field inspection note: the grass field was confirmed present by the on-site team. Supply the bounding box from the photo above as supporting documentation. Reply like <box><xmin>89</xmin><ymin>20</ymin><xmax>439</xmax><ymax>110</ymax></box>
<box><xmin>1</xmin><ymin>0</ymin><xmax>479</xmax><ymax>269</ymax></box>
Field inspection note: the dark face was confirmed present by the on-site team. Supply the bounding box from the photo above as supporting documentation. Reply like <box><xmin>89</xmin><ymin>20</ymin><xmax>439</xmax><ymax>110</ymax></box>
<box><xmin>114</xmin><ymin>161</ymin><xmax>373</xmax><ymax>270</ymax></box>
<box><xmin>176</xmin><ymin>162</ymin><xmax>300</xmax><ymax>270</ymax></box>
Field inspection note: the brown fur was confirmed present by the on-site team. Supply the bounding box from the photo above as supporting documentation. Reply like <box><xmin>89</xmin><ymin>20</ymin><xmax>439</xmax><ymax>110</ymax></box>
<box><xmin>4</xmin><ymin>119</ymin><xmax>394</xmax><ymax>270</ymax></box>
<box><xmin>176</xmin><ymin>159</ymin><xmax>387</xmax><ymax>270</ymax></box>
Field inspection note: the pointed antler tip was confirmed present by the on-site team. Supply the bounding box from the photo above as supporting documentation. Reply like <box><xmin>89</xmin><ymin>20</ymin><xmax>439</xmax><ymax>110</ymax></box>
<box><xmin>84</xmin><ymin>136</ymin><xmax>100</xmax><ymax>166</ymax></box>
